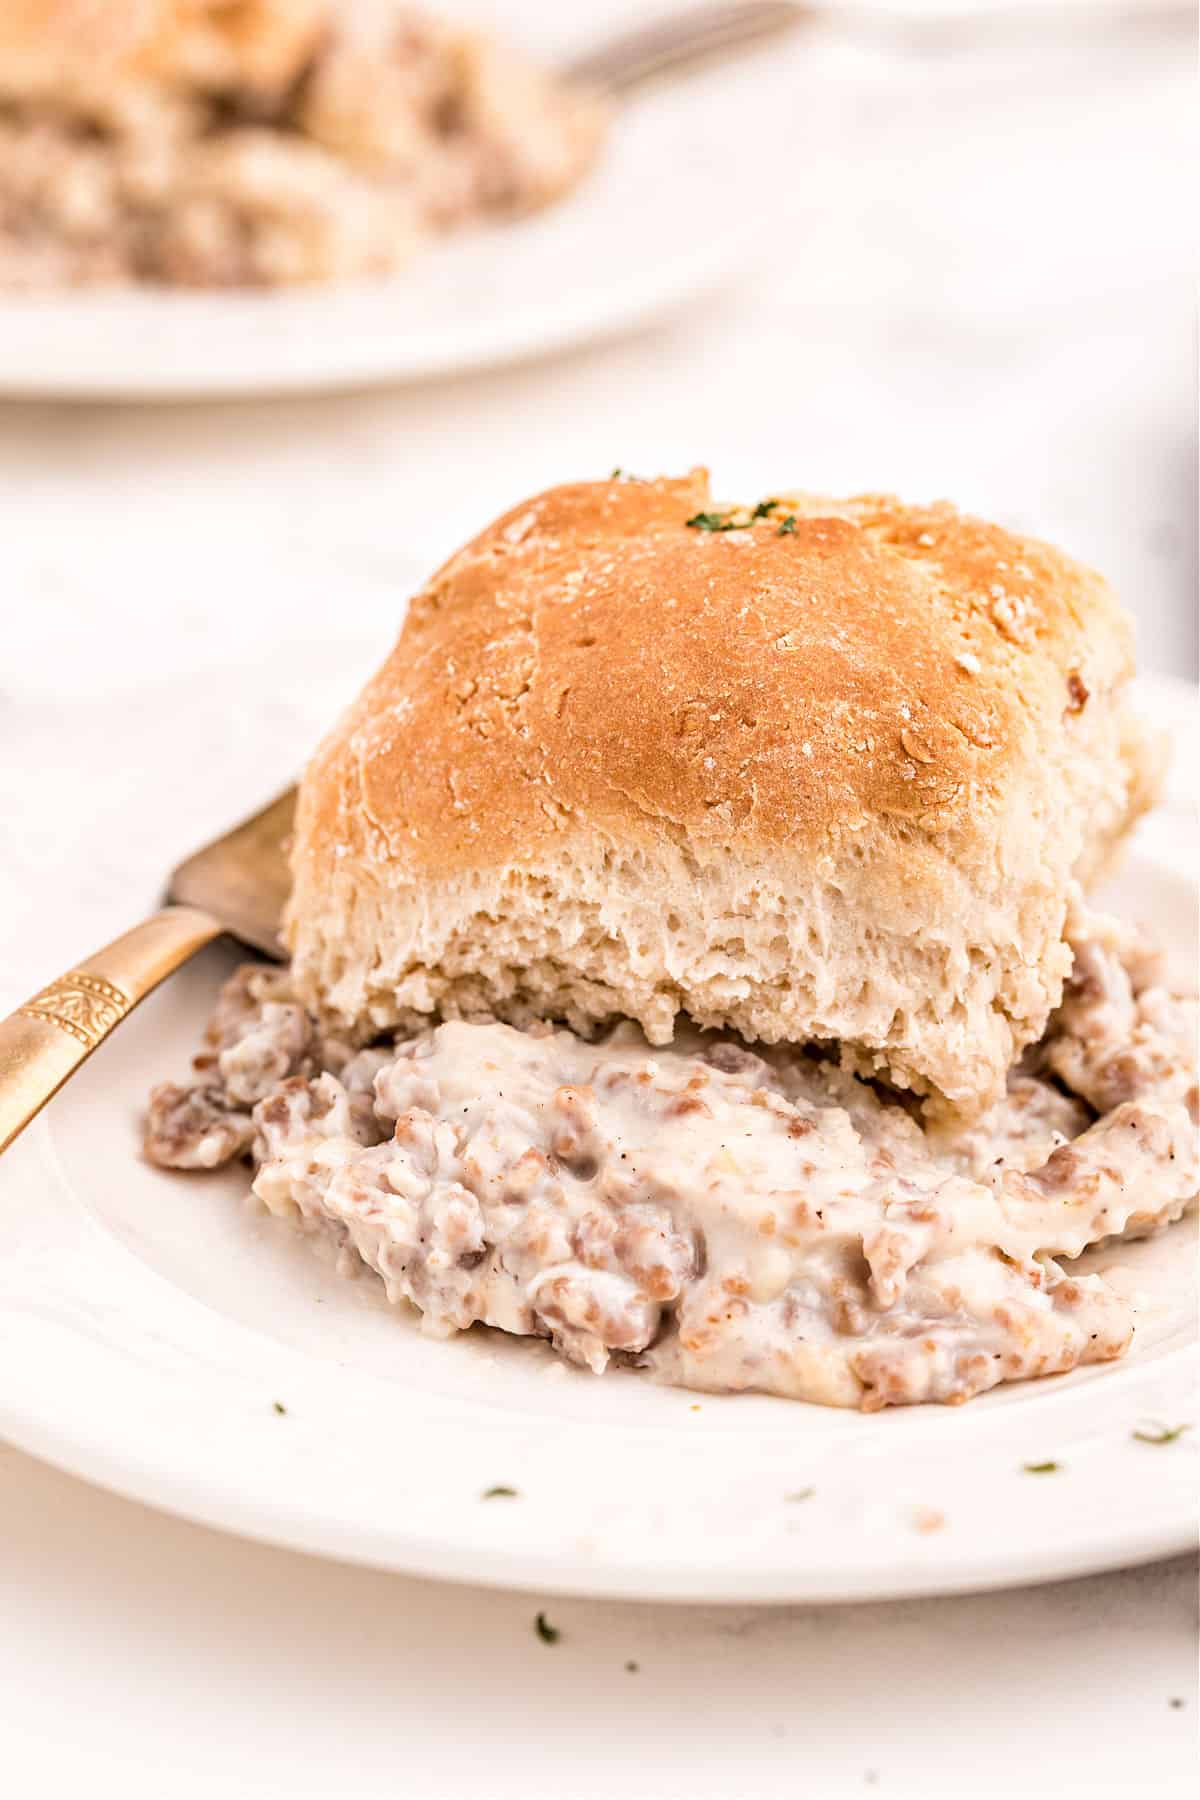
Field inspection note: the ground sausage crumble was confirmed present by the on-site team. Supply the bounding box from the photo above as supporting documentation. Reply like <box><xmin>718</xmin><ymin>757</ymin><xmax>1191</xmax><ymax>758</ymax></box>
<box><xmin>145</xmin><ymin>906</ymin><xmax>1197</xmax><ymax>1410</ymax></box>
<box><xmin>0</xmin><ymin>5</ymin><xmax>606</xmax><ymax>289</ymax></box>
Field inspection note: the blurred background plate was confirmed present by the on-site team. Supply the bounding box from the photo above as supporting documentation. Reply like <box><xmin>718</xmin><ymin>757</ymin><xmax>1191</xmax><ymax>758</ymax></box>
<box><xmin>0</xmin><ymin>47</ymin><xmax>797</xmax><ymax>401</ymax></box>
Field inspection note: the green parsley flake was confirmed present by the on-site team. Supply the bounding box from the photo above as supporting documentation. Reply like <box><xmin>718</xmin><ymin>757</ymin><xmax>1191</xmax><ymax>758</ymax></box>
<box><xmin>534</xmin><ymin>1611</ymin><xmax>560</xmax><ymax>1645</ymax></box>
<box><xmin>482</xmin><ymin>1485</ymin><xmax>519</xmax><ymax>1499</ymax></box>
<box><xmin>776</xmin><ymin>514</ymin><xmax>798</xmax><ymax>536</ymax></box>
<box><xmin>687</xmin><ymin>500</ymin><xmax>790</xmax><ymax>532</ymax></box>
<box><xmin>272</xmin><ymin>1400</ymin><xmax>287</xmax><ymax>1416</ymax></box>
<box><xmin>1132</xmin><ymin>1422</ymin><xmax>1191</xmax><ymax>1445</ymax></box>
<box><xmin>1022</xmin><ymin>1460</ymin><xmax>1060</xmax><ymax>1474</ymax></box>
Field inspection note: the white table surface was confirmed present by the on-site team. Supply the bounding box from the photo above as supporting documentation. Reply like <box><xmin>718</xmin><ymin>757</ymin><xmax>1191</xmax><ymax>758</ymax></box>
<box><xmin>1</xmin><ymin>6</ymin><xmax>1196</xmax><ymax>1796</ymax></box>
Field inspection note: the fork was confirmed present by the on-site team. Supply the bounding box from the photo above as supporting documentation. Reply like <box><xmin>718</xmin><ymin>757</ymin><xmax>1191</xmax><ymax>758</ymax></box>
<box><xmin>565</xmin><ymin>0</ymin><xmax>1192</xmax><ymax>91</ymax></box>
<box><xmin>0</xmin><ymin>789</ymin><xmax>295</xmax><ymax>1156</ymax></box>
<box><xmin>1</xmin><ymin>0</ymin><xmax>1189</xmax><ymax>1155</ymax></box>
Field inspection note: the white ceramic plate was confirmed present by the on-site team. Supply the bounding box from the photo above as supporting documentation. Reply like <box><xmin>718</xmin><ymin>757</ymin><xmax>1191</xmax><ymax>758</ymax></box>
<box><xmin>0</xmin><ymin>809</ymin><xmax>1196</xmax><ymax>1602</ymax></box>
<box><xmin>0</xmin><ymin>56</ymin><xmax>796</xmax><ymax>400</ymax></box>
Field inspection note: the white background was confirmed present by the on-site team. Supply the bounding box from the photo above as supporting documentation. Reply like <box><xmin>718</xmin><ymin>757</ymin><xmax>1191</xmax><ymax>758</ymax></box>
<box><xmin>0</xmin><ymin>3</ymin><xmax>1196</xmax><ymax>1795</ymax></box>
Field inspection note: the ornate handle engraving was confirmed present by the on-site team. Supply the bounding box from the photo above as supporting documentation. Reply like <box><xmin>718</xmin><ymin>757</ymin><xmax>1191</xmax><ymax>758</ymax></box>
<box><xmin>1</xmin><ymin>906</ymin><xmax>224</xmax><ymax>1157</ymax></box>
<box><xmin>19</xmin><ymin>972</ymin><xmax>131</xmax><ymax>1047</ymax></box>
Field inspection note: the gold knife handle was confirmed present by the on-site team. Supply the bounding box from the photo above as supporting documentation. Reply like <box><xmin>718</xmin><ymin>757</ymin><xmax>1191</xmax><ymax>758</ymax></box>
<box><xmin>0</xmin><ymin>905</ymin><xmax>223</xmax><ymax>1157</ymax></box>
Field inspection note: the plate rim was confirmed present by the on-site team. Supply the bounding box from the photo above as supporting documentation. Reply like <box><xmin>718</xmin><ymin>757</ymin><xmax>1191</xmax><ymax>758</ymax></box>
<box><xmin>0</xmin><ymin>673</ymin><xmax>1195</xmax><ymax>1604</ymax></box>
<box><xmin>0</xmin><ymin>70</ymin><xmax>783</xmax><ymax>401</ymax></box>
<box><xmin>0</xmin><ymin>219</ymin><xmax>764</xmax><ymax>401</ymax></box>
<box><xmin>0</xmin><ymin>1276</ymin><xmax>1193</xmax><ymax>1607</ymax></box>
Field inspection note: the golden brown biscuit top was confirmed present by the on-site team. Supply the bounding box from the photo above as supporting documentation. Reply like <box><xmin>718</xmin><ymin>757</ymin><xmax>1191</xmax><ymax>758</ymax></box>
<box><xmin>304</xmin><ymin>470</ymin><xmax>1132</xmax><ymax>877</ymax></box>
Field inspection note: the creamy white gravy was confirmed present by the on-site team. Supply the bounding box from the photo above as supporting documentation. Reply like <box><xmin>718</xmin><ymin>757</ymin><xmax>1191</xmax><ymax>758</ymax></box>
<box><xmin>145</xmin><ymin>908</ymin><xmax>1197</xmax><ymax>1410</ymax></box>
